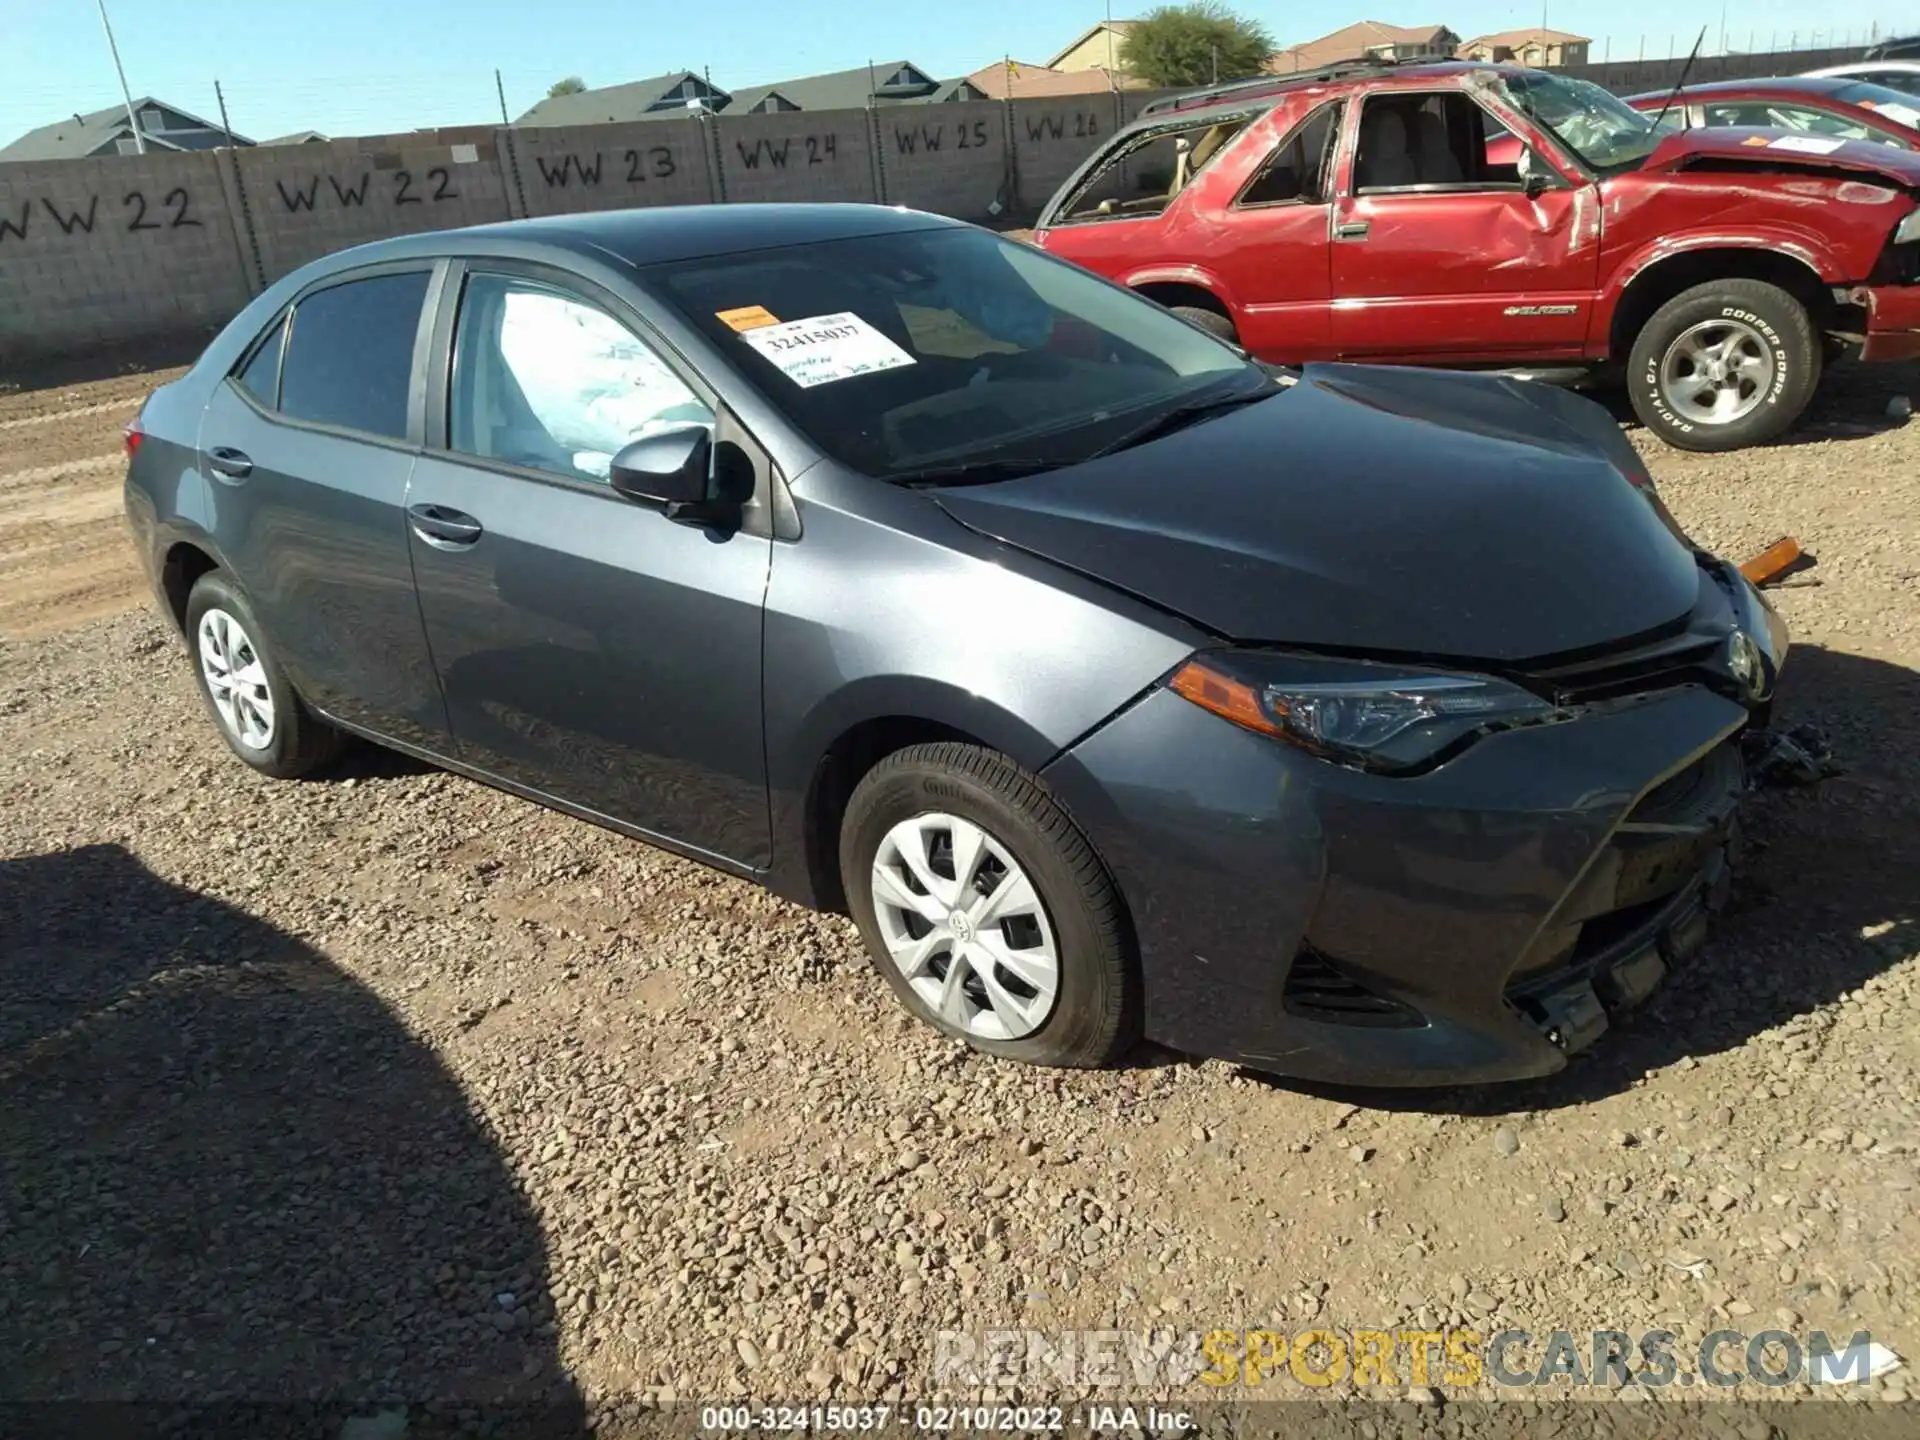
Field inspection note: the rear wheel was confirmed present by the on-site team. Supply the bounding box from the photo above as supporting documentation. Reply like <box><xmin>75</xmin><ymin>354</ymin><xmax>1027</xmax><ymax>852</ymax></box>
<box><xmin>1626</xmin><ymin>278</ymin><xmax>1819</xmax><ymax>452</ymax></box>
<box><xmin>1170</xmin><ymin>305</ymin><xmax>1238</xmax><ymax>343</ymax></box>
<box><xmin>839</xmin><ymin>743</ymin><xmax>1137</xmax><ymax>1068</ymax></box>
<box><xmin>185</xmin><ymin>571</ymin><xmax>345</xmax><ymax>779</ymax></box>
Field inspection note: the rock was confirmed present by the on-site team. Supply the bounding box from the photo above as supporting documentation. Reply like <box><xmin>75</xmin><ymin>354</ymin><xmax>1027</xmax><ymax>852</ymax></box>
<box><xmin>1492</xmin><ymin>1126</ymin><xmax>1520</xmax><ymax>1157</ymax></box>
<box><xmin>340</xmin><ymin>1414</ymin><xmax>408</xmax><ymax>1440</ymax></box>
<box><xmin>1543</xmin><ymin>1197</ymin><xmax>1566</xmax><ymax>1223</ymax></box>
<box><xmin>737</xmin><ymin>1336</ymin><xmax>763</xmax><ymax>1369</ymax></box>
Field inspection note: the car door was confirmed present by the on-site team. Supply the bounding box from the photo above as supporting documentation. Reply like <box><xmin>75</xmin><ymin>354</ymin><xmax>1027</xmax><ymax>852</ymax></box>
<box><xmin>1202</xmin><ymin>99</ymin><xmax>1343</xmax><ymax>360</ymax></box>
<box><xmin>405</xmin><ymin>263</ymin><xmax>774</xmax><ymax>869</ymax></box>
<box><xmin>1327</xmin><ymin>88</ymin><xmax>1601</xmax><ymax>361</ymax></box>
<box><xmin>194</xmin><ymin>263</ymin><xmax>450</xmax><ymax>749</ymax></box>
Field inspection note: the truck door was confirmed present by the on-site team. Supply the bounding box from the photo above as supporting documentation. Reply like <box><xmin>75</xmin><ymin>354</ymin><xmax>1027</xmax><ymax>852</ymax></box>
<box><xmin>1328</xmin><ymin>87</ymin><xmax>1601</xmax><ymax>361</ymax></box>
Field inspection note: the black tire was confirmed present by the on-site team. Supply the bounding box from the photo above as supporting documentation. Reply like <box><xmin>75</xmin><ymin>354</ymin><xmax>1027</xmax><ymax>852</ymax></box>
<box><xmin>183</xmin><ymin>571</ymin><xmax>346</xmax><ymax>779</ymax></box>
<box><xmin>839</xmin><ymin>743</ymin><xmax>1137</xmax><ymax>1069</ymax></box>
<box><xmin>1626</xmin><ymin>278</ymin><xmax>1820</xmax><ymax>452</ymax></box>
<box><xmin>1170</xmin><ymin>305</ymin><xmax>1238</xmax><ymax>343</ymax></box>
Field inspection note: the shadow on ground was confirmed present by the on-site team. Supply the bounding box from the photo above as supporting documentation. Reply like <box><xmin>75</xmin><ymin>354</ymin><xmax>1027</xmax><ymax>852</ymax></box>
<box><xmin>0</xmin><ymin>843</ymin><xmax>583</xmax><ymax>1437</ymax></box>
<box><xmin>1238</xmin><ymin>642</ymin><xmax>1920</xmax><ymax>1116</ymax></box>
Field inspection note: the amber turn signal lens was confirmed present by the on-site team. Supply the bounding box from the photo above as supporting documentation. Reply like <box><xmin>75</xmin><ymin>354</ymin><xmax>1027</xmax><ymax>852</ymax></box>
<box><xmin>1168</xmin><ymin>659</ymin><xmax>1282</xmax><ymax>737</ymax></box>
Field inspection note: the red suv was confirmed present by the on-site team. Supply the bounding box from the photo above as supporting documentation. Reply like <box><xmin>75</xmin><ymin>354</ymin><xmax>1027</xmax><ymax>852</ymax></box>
<box><xmin>1034</xmin><ymin>60</ymin><xmax>1920</xmax><ymax>451</ymax></box>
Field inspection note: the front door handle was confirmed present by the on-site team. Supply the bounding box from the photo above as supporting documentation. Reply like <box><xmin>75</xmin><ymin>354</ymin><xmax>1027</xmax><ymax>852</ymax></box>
<box><xmin>206</xmin><ymin>446</ymin><xmax>252</xmax><ymax>478</ymax></box>
<box><xmin>1334</xmin><ymin>220</ymin><xmax>1371</xmax><ymax>240</ymax></box>
<box><xmin>408</xmin><ymin>503</ymin><xmax>484</xmax><ymax>548</ymax></box>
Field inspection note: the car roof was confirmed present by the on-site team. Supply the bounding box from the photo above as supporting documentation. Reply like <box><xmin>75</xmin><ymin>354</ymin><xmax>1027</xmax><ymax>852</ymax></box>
<box><xmin>304</xmin><ymin>203</ymin><xmax>966</xmax><ymax>275</ymax></box>
<box><xmin>1625</xmin><ymin>76</ymin><xmax>1872</xmax><ymax>103</ymax></box>
<box><xmin>1806</xmin><ymin>59</ymin><xmax>1920</xmax><ymax>75</ymax></box>
<box><xmin>1135</xmin><ymin>57</ymin><xmax>1510</xmax><ymax>122</ymax></box>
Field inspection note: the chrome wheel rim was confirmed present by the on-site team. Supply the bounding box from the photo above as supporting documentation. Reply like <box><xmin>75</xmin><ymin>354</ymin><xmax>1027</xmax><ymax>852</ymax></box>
<box><xmin>869</xmin><ymin>812</ymin><xmax>1060</xmax><ymax>1041</ymax></box>
<box><xmin>1659</xmin><ymin>318</ymin><xmax>1774</xmax><ymax>426</ymax></box>
<box><xmin>197</xmin><ymin>607</ymin><xmax>276</xmax><ymax>751</ymax></box>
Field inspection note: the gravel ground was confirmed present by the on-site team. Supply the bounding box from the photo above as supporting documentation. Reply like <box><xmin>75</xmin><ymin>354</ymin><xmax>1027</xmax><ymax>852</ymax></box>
<box><xmin>1</xmin><ymin>354</ymin><xmax>1916</xmax><ymax>1433</ymax></box>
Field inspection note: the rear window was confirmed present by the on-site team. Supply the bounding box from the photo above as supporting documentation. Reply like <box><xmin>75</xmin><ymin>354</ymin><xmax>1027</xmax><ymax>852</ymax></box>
<box><xmin>1831</xmin><ymin>80</ymin><xmax>1920</xmax><ymax>128</ymax></box>
<box><xmin>234</xmin><ymin>314</ymin><xmax>286</xmax><ymax>408</ymax></box>
<box><xmin>1052</xmin><ymin>111</ymin><xmax>1258</xmax><ymax>223</ymax></box>
<box><xmin>279</xmin><ymin>271</ymin><xmax>429</xmax><ymax>441</ymax></box>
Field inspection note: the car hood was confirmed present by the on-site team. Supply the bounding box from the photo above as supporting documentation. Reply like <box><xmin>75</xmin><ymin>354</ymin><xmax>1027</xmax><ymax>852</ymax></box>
<box><xmin>1639</xmin><ymin>124</ymin><xmax>1920</xmax><ymax>186</ymax></box>
<box><xmin>933</xmin><ymin>364</ymin><xmax>1704</xmax><ymax>663</ymax></box>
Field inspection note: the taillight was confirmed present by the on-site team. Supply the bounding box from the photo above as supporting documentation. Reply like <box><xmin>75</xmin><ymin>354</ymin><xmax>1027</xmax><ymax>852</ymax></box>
<box><xmin>123</xmin><ymin>417</ymin><xmax>144</xmax><ymax>456</ymax></box>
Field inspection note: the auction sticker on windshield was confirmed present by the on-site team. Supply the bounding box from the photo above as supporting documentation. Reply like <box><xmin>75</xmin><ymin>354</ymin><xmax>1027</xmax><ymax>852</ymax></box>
<box><xmin>1767</xmin><ymin>135</ymin><xmax>1847</xmax><ymax>155</ymax></box>
<box><xmin>739</xmin><ymin>312</ymin><xmax>916</xmax><ymax>388</ymax></box>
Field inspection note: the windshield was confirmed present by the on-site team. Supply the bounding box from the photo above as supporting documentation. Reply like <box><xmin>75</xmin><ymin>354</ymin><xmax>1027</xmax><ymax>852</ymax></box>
<box><xmin>1832</xmin><ymin>80</ymin><xmax>1920</xmax><ymax>129</ymax></box>
<box><xmin>640</xmin><ymin>226</ymin><xmax>1261</xmax><ymax>480</ymax></box>
<box><xmin>1501</xmin><ymin>70</ymin><xmax>1679</xmax><ymax>172</ymax></box>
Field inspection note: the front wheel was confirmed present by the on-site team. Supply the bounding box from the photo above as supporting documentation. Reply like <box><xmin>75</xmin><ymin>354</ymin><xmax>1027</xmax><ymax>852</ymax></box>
<box><xmin>839</xmin><ymin>743</ymin><xmax>1138</xmax><ymax>1068</ymax></box>
<box><xmin>1626</xmin><ymin>278</ymin><xmax>1820</xmax><ymax>452</ymax></box>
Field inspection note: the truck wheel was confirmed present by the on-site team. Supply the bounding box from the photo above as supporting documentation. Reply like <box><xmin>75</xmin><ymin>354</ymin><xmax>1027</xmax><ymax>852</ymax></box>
<box><xmin>1627</xmin><ymin>279</ymin><xmax>1819</xmax><ymax>452</ymax></box>
<box><xmin>1170</xmin><ymin>305</ymin><xmax>1239</xmax><ymax>344</ymax></box>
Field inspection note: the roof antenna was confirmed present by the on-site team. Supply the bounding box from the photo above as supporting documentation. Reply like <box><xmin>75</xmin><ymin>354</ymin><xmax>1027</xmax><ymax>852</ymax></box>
<box><xmin>1649</xmin><ymin>25</ymin><xmax>1708</xmax><ymax>131</ymax></box>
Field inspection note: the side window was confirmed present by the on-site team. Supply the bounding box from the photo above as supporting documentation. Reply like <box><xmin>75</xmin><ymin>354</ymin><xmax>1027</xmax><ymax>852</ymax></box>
<box><xmin>279</xmin><ymin>271</ymin><xmax>429</xmax><ymax>440</ymax></box>
<box><xmin>1354</xmin><ymin>92</ymin><xmax>1499</xmax><ymax>192</ymax></box>
<box><xmin>233</xmin><ymin>312</ymin><xmax>287</xmax><ymax>408</ymax></box>
<box><xmin>1056</xmin><ymin>115</ymin><xmax>1253</xmax><ymax>222</ymax></box>
<box><xmin>1237</xmin><ymin>102</ymin><xmax>1343</xmax><ymax>207</ymax></box>
<box><xmin>1705</xmin><ymin>102</ymin><xmax>1873</xmax><ymax>141</ymax></box>
<box><xmin>449</xmin><ymin>273</ymin><xmax>714</xmax><ymax>484</ymax></box>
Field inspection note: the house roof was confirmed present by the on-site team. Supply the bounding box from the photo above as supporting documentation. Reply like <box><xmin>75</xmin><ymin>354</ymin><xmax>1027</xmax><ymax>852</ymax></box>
<box><xmin>1459</xmin><ymin>27</ymin><xmax>1592</xmax><ymax>51</ymax></box>
<box><xmin>0</xmin><ymin>96</ymin><xmax>246</xmax><ymax>161</ymax></box>
<box><xmin>963</xmin><ymin>61</ymin><xmax>1143</xmax><ymax>99</ymax></box>
<box><xmin>258</xmin><ymin>130</ymin><xmax>331</xmax><ymax>145</ymax></box>
<box><xmin>727</xmin><ymin>61</ymin><xmax>960</xmax><ymax>113</ymax></box>
<box><xmin>1269</xmin><ymin>21</ymin><xmax>1457</xmax><ymax>73</ymax></box>
<box><xmin>1045</xmin><ymin>20</ymin><xmax>1139</xmax><ymax>68</ymax></box>
<box><xmin>514</xmin><ymin>72</ymin><xmax>729</xmax><ymax>126</ymax></box>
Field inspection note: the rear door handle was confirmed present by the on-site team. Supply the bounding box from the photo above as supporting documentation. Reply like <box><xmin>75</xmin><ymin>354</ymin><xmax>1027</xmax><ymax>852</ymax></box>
<box><xmin>1334</xmin><ymin>221</ymin><xmax>1370</xmax><ymax>240</ymax></box>
<box><xmin>206</xmin><ymin>446</ymin><xmax>252</xmax><ymax>478</ymax></box>
<box><xmin>408</xmin><ymin>503</ymin><xmax>484</xmax><ymax>548</ymax></box>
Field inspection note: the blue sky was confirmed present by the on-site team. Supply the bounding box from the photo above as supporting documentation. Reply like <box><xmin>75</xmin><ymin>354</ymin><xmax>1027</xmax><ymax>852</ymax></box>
<box><xmin>0</xmin><ymin>0</ymin><xmax>1901</xmax><ymax>144</ymax></box>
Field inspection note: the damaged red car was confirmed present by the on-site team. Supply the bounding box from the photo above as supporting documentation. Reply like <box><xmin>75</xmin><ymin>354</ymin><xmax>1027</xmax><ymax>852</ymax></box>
<box><xmin>1033</xmin><ymin>60</ymin><xmax>1920</xmax><ymax>451</ymax></box>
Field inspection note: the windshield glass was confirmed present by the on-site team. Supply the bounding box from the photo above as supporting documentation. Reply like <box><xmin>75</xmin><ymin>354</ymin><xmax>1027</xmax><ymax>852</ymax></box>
<box><xmin>640</xmin><ymin>226</ymin><xmax>1261</xmax><ymax>480</ymax></box>
<box><xmin>1501</xmin><ymin>69</ymin><xmax>1679</xmax><ymax>172</ymax></box>
<box><xmin>1832</xmin><ymin>80</ymin><xmax>1920</xmax><ymax>128</ymax></box>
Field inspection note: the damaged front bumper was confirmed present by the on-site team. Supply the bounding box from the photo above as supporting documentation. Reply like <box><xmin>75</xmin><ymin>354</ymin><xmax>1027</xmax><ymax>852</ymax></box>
<box><xmin>1039</xmin><ymin>561</ymin><xmax>1818</xmax><ymax>1087</ymax></box>
<box><xmin>1851</xmin><ymin>281</ymin><xmax>1920</xmax><ymax>363</ymax></box>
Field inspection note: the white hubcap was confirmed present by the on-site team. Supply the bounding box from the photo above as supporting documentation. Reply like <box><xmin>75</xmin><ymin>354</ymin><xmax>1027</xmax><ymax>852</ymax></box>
<box><xmin>870</xmin><ymin>812</ymin><xmax>1060</xmax><ymax>1041</ymax></box>
<box><xmin>197</xmin><ymin>607</ymin><xmax>276</xmax><ymax>751</ymax></box>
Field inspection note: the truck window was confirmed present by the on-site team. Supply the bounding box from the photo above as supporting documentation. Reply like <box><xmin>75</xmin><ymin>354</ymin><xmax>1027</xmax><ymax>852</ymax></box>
<box><xmin>1353</xmin><ymin>92</ymin><xmax>1502</xmax><ymax>192</ymax></box>
<box><xmin>1236</xmin><ymin>101</ymin><xmax>1344</xmax><ymax>206</ymax></box>
<box><xmin>1054</xmin><ymin>113</ymin><xmax>1254</xmax><ymax>223</ymax></box>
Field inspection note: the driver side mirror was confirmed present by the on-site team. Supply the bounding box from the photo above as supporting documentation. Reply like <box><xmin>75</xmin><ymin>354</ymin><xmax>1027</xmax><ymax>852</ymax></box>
<box><xmin>1522</xmin><ymin>167</ymin><xmax>1554</xmax><ymax>197</ymax></box>
<box><xmin>610</xmin><ymin>424</ymin><xmax>720</xmax><ymax>522</ymax></box>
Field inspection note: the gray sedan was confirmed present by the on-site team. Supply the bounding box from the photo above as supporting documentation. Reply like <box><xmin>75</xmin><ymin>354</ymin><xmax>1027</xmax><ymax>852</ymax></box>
<box><xmin>124</xmin><ymin>203</ymin><xmax>1787</xmax><ymax>1084</ymax></box>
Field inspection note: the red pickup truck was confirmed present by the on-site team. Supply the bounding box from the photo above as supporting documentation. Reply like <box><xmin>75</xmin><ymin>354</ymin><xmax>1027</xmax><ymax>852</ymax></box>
<box><xmin>1034</xmin><ymin>59</ymin><xmax>1920</xmax><ymax>451</ymax></box>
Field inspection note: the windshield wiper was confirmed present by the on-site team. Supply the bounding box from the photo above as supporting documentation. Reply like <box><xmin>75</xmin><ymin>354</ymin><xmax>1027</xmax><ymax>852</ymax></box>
<box><xmin>1087</xmin><ymin>382</ymin><xmax>1278</xmax><ymax>459</ymax></box>
<box><xmin>891</xmin><ymin>457</ymin><xmax>1069</xmax><ymax>488</ymax></box>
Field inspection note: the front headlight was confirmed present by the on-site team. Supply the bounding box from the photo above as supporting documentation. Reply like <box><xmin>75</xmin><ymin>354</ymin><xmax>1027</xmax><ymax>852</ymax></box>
<box><xmin>1169</xmin><ymin>652</ymin><xmax>1574</xmax><ymax>773</ymax></box>
<box><xmin>1894</xmin><ymin>206</ymin><xmax>1920</xmax><ymax>245</ymax></box>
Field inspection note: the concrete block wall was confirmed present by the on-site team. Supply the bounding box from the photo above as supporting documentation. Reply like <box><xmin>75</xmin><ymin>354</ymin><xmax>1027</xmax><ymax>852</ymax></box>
<box><xmin>711</xmin><ymin>110</ymin><xmax>879</xmax><ymax>205</ymax></box>
<box><xmin>234</xmin><ymin>134</ymin><xmax>513</xmax><ymax>283</ymax></box>
<box><xmin>506</xmin><ymin>120</ymin><xmax>716</xmax><ymax>218</ymax></box>
<box><xmin>6</xmin><ymin>89</ymin><xmax>1297</xmax><ymax>362</ymax></box>
<box><xmin>874</xmin><ymin>101</ymin><xmax>1012</xmax><ymax>218</ymax></box>
<box><xmin>1013</xmin><ymin>94</ymin><xmax>1128</xmax><ymax>204</ymax></box>
<box><xmin>0</xmin><ymin>148</ymin><xmax>254</xmax><ymax>359</ymax></box>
